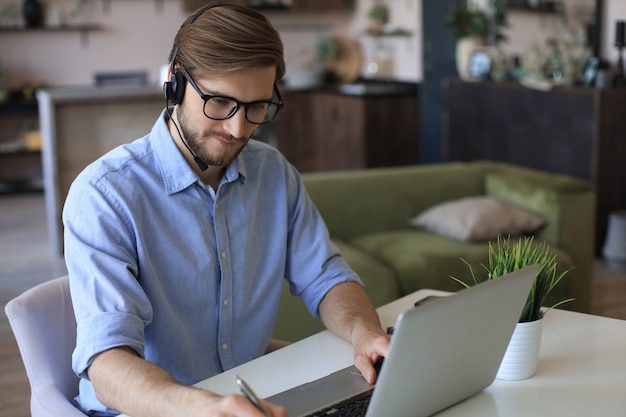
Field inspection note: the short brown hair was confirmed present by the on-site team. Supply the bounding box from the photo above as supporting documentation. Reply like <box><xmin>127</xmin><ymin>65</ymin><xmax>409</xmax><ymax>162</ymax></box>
<box><xmin>169</xmin><ymin>4</ymin><xmax>285</xmax><ymax>81</ymax></box>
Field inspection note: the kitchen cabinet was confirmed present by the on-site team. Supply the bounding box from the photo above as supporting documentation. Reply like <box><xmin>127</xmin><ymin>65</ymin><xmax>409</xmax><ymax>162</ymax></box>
<box><xmin>273</xmin><ymin>85</ymin><xmax>419</xmax><ymax>172</ymax></box>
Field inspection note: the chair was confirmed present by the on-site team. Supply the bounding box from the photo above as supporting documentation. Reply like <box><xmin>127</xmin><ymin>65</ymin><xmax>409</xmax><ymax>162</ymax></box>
<box><xmin>4</xmin><ymin>276</ymin><xmax>87</xmax><ymax>417</ymax></box>
<box><xmin>5</xmin><ymin>275</ymin><xmax>290</xmax><ymax>417</ymax></box>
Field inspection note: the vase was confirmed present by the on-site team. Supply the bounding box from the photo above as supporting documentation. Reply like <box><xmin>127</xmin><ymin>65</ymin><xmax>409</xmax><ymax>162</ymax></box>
<box><xmin>22</xmin><ymin>0</ymin><xmax>43</xmax><ymax>28</ymax></box>
<box><xmin>455</xmin><ymin>36</ymin><xmax>485</xmax><ymax>80</ymax></box>
<box><xmin>496</xmin><ymin>318</ymin><xmax>544</xmax><ymax>380</ymax></box>
<box><xmin>602</xmin><ymin>211</ymin><xmax>626</xmax><ymax>269</ymax></box>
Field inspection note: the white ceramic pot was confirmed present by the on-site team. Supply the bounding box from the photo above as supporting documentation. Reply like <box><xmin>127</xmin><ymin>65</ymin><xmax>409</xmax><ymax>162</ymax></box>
<box><xmin>496</xmin><ymin>318</ymin><xmax>544</xmax><ymax>380</ymax></box>
<box><xmin>455</xmin><ymin>36</ymin><xmax>484</xmax><ymax>80</ymax></box>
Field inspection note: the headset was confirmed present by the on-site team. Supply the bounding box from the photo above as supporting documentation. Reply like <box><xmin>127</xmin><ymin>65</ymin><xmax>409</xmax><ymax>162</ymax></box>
<box><xmin>163</xmin><ymin>3</ymin><xmax>228</xmax><ymax>106</ymax></box>
<box><xmin>163</xmin><ymin>3</ymin><xmax>282</xmax><ymax>172</ymax></box>
<box><xmin>163</xmin><ymin>3</ymin><xmax>230</xmax><ymax>171</ymax></box>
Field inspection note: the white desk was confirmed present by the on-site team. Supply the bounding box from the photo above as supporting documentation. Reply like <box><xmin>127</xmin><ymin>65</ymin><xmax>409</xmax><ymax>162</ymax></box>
<box><xmin>193</xmin><ymin>289</ymin><xmax>626</xmax><ymax>417</ymax></box>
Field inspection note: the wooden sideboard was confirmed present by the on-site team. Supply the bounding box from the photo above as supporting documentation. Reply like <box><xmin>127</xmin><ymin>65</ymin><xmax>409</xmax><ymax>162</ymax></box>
<box><xmin>273</xmin><ymin>85</ymin><xmax>419</xmax><ymax>172</ymax></box>
<box><xmin>443</xmin><ymin>79</ymin><xmax>626</xmax><ymax>254</ymax></box>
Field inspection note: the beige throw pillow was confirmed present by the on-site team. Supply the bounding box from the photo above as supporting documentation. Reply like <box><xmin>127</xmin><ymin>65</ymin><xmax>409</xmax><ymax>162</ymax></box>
<box><xmin>410</xmin><ymin>196</ymin><xmax>545</xmax><ymax>241</ymax></box>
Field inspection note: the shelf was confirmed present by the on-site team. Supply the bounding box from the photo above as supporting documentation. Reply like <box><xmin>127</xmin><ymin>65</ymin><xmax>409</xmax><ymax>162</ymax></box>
<box><xmin>0</xmin><ymin>24</ymin><xmax>103</xmax><ymax>47</ymax></box>
<box><xmin>507</xmin><ymin>5</ymin><xmax>559</xmax><ymax>14</ymax></box>
<box><xmin>362</xmin><ymin>29</ymin><xmax>413</xmax><ymax>37</ymax></box>
<box><xmin>0</xmin><ymin>149</ymin><xmax>41</xmax><ymax>156</ymax></box>
<box><xmin>0</xmin><ymin>99</ymin><xmax>38</xmax><ymax>116</ymax></box>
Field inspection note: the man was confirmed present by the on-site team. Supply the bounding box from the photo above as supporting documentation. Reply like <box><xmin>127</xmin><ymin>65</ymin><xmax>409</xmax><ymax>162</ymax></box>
<box><xmin>64</xmin><ymin>4</ymin><xmax>389</xmax><ymax>417</ymax></box>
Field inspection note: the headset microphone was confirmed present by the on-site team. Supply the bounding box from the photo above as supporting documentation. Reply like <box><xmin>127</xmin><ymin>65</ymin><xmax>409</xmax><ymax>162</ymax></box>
<box><xmin>164</xmin><ymin>99</ymin><xmax>209</xmax><ymax>172</ymax></box>
<box><xmin>191</xmin><ymin>153</ymin><xmax>209</xmax><ymax>172</ymax></box>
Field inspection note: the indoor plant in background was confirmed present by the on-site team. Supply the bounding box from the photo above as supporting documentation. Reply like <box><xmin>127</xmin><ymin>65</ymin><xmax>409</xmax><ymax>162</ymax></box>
<box><xmin>367</xmin><ymin>3</ymin><xmax>389</xmax><ymax>34</ymax></box>
<box><xmin>453</xmin><ymin>235</ymin><xmax>574</xmax><ymax>380</ymax></box>
<box><xmin>445</xmin><ymin>0</ymin><xmax>507</xmax><ymax>79</ymax></box>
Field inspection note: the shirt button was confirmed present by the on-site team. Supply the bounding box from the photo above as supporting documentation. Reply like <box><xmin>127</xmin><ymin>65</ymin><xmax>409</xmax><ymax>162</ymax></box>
<box><xmin>223</xmin><ymin>298</ymin><xmax>229</xmax><ymax>306</ymax></box>
<box><xmin>222</xmin><ymin>343</ymin><xmax>228</xmax><ymax>350</ymax></box>
<box><xmin>221</xmin><ymin>251</ymin><xmax>227</xmax><ymax>258</ymax></box>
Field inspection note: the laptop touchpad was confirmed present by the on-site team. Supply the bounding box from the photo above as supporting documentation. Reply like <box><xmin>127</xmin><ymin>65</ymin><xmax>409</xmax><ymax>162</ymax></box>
<box><xmin>301</xmin><ymin>366</ymin><xmax>373</xmax><ymax>397</ymax></box>
<box><xmin>267</xmin><ymin>366</ymin><xmax>373</xmax><ymax>416</ymax></box>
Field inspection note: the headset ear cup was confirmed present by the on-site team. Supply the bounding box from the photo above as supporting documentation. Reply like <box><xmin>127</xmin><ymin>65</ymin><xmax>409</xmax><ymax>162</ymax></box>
<box><xmin>163</xmin><ymin>81</ymin><xmax>173</xmax><ymax>101</ymax></box>
<box><xmin>170</xmin><ymin>71</ymin><xmax>186</xmax><ymax>105</ymax></box>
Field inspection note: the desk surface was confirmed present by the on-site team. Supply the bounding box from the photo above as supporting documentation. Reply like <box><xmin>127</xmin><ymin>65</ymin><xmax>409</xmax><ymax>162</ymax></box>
<box><xmin>192</xmin><ymin>289</ymin><xmax>626</xmax><ymax>417</ymax></box>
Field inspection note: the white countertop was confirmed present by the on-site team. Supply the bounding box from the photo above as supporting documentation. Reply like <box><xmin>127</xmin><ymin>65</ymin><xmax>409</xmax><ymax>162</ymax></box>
<box><xmin>36</xmin><ymin>84</ymin><xmax>163</xmax><ymax>103</ymax></box>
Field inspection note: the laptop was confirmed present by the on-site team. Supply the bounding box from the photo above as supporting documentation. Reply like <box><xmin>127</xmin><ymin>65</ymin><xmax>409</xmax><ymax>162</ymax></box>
<box><xmin>267</xmin><ymin>264</ymin><xmax>538</xmax><ymax>417</ymax></box>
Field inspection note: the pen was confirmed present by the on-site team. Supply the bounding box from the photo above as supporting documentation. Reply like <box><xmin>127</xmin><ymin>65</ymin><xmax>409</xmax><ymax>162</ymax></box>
<box><xmin>236</xmin><ymin>374</ymin><xmax>272</xmax><ymax>417</ymax></box>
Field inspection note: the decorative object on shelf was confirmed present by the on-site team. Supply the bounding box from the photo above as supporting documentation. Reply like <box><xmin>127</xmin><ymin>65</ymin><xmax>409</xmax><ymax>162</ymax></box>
<box><xmin>488</xmin><ymin>46</ymin><xmax>510</xmax><ymax>81</ymax></box>
<box><xmin>602</xmin><ymin>211</ymin><xmax>626</xmax><ymax>269</ymax></box>
<box><xmin>452</xmin><ymin>235</ymin><xmax>574</xmax><ymax>380</ymax></box>
<box><xmin>22</xmin><ymin>0</ymin><xmax>43</xmax><ymax>28</ymax></box>
<box><xmin>68</xmin><ymin>0</ymin><xmax>88</xmax><ymax>19</ymax></box>
<box><xmin>445</xmin><ymin>0</ymin><xmax>507</xmax><ymax>44</ymax></box>
<box><xmin>455</xmin><ymin>36</ymin><xmax>486</xmax><ymax>80</ymax></box>
<box><xmin>367</xmin><ymin>3</ymin><xmax>389</xmax><ymax>34</ymax></box>
<box><xmin>613</xmin><ymin>20</ymin><xmax>625</xmax><ymax>88</ymax></box>
<box><xmin>518</xmin><ymin>23</ymin><xmax>589</xmax><ymax>87</ymax></box>
<box><xmin>45</xmin><ymin>4</ymin><xmax>64</xmax><ymax>28</ymax></box>
<box><xmin>367</xmin><ymin>40</ymin><xmax>395</xmax><ymax>79</ymax></box>
<box><xmin>284</xmin><ymin>35</ymin><xmax>336</xmax><ymax>90</ymax></box>
<box><xmin>324</xmin><ymin>36</ymin><xmax>363</xmax><ymax>84</ymax></box>
<box><xmin>445</xmin><ymin>0</ymin><xmax>507</xmax><ymax>80</ymax></box>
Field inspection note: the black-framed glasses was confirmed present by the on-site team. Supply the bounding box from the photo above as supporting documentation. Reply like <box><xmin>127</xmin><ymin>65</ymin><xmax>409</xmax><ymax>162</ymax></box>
<box><xmin>181</xmin><ymin>65</ymin><xmax>283</xmax><ymax>125</ymax></box>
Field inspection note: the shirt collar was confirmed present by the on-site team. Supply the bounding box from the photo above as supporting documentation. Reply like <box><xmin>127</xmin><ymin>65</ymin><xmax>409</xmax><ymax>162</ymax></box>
<box><xmin>153</xmin><ymin>109</ymin><xmax>246</xmax><ymax>194</ymax></box>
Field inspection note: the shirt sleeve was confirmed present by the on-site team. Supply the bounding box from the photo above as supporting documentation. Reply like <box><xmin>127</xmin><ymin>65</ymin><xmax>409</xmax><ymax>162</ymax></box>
<box><xmin>63</xmin><ymin>173</ymin><xmax>153</xmax><ymax>379</ymax></box>
<box><xmin>283</xmin><ymin>166</ymin><xmax>363</xmax><ymax>318</ymax></box>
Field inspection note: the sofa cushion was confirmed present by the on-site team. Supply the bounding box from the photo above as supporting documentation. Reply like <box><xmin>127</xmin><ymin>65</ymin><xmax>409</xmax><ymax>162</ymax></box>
<box><xmin>485</xmin><ymin>172</ymin><xmax>561</xmax><ymax>244</ymax></box>
<box><xmin>351</xmin><ymin>230</ymin><xmax>575</xmax><ymax>305</ymax></box>
<box><xmin>352</xmin><ymin>230</ymin><xmax>489</xmax><ymax>295</ymax></box>
<box><xmin>409</xmin><ymin>196</ymin><xmax>545</xmax><ymax>242</ymax></box>
<box><xmin>333</xmin><ymin>239</ymin><xmax>401</xmax><ymax>307</ymax></box>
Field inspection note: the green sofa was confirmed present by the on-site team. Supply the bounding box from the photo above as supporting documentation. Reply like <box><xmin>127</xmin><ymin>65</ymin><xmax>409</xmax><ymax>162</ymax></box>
<box><xmin>273</xmin><ymin>161</ymin><xmax>596</xmax><ymax>341</ymax></box>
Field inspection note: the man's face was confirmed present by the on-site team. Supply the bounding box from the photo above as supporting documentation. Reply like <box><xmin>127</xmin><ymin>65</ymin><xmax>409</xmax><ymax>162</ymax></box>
<box><xmin>176</xmin><ymin>66</ymin><xmax>277</xmax><ymax>168</ymax></box>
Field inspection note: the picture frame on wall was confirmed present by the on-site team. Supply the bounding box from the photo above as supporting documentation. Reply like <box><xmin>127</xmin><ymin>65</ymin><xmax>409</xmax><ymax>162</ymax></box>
<box><xmin>581</xmin><ymin>56</ymin><xmax>600</xmax><ymax>86</ymax></box>
<box><xmin>467</xmin><ymin>51</ymin><xmax>491</xmax><ymax>80</ymax></box>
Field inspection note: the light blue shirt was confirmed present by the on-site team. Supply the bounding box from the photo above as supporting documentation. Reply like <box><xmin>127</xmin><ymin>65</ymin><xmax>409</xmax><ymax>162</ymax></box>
<box><xmin>63</xmin><ymin>110</ymin><xmax>360</xmax><ymax>416</ymax></box>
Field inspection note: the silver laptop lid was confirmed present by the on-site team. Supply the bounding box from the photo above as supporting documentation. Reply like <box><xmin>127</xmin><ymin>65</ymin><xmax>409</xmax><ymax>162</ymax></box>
<box><xmin>365</xmin><ymin>265</ymin><xmax>538</xmax><ymax>417</ymax></box>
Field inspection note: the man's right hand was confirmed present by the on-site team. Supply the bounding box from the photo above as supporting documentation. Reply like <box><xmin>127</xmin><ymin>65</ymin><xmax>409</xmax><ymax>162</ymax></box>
<box><xmin>87</xmin><ymin>347</ymin><xmax>287</xmax><ymax>417</ymax></box>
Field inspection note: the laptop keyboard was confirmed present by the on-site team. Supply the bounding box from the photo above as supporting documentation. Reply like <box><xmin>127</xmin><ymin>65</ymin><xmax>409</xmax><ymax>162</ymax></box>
<box><xmin>305</xmin><ymin>390</ymin><xmax>373</xmax><ymax>417</ymax></box>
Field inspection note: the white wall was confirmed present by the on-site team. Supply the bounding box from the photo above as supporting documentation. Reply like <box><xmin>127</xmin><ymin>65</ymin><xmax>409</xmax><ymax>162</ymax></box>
<box><xmin>503</xmin><ymin>0</ymin><xmax>597</xmax><ymax>54</ymax></box>
<box><xmin>603</xmin><ymin>0</ymin><xmax>626</xmax><ymax>63</ymax></box>
<box><xmin>0</xmin><ymin>0</ymin><xmax>191</xmax><ymax>89</ymax></box>
<box><xmin>0</xmin><ymin>0</ymin><xmax>421</xmax><ymax>89</ymax></box>
<box><xmin>0</xmin><ymin>0</ymin><xmax>623</xmax><ymax>90</ymax></box>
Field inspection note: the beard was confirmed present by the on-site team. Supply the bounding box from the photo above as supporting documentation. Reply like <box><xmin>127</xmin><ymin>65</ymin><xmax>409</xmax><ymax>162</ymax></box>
<box><xmin>177</xmin><ymin>102</ymin><xmax>249</xmax><ymax>168</ymax></box>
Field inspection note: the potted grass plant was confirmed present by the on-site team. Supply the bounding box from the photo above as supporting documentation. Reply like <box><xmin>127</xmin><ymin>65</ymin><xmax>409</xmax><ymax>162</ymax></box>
<box><xmin>453</xmin><ymin>235</ymin><xmax>574</xmax><ymax>380</ymax></box>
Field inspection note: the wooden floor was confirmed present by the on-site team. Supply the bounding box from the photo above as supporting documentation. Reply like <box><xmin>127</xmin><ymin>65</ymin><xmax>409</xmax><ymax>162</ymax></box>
<box><xmin>1</xmin><ymin>191</ymin><xmax>626</xmax><ymax>417</ymax></box>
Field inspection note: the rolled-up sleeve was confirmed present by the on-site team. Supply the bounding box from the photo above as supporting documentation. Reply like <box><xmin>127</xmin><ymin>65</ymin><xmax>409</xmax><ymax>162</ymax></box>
<box><xmin>64</xmin><ymin>174</ymin><xmax>153</xmax><ymax>379</ymax></box>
